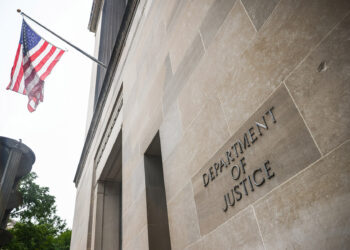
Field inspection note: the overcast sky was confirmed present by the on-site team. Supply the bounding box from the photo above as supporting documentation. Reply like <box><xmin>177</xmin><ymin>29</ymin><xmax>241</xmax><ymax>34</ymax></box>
<box><xmin>0</xmin><ymin>0</ymin><xmax>96</xmax><ymax>227</ymax></box>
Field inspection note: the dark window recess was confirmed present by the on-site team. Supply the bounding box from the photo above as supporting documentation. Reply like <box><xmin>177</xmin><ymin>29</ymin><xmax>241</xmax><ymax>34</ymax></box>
<box><xmin>94</xmin><ymin>0</ymin><xmax>127</xmax><ymax>107</ymax></box>
<box><xmin>94</xmin><ymin>131</ymin><xmax>123</xmax><ymax>250</ymax></box>
<box><xmin>144</xmin><ymin>133</ymin><xmax>171</xmax><ymax>250</ymax></box>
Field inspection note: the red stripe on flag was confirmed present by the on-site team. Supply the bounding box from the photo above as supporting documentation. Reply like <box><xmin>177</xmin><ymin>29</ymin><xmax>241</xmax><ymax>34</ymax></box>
<box><xmin>35</xmin><ymin>46</ymin><xmax>56</xmax><ymax>73</ymax></box>
<box><xmin>12</xmin><ymin>61</ymin><xmax>24</xmax><ymax>92</ymax></box>
<box><xmin>10</xmin><ymin>45</ymin><xmax>21</xmax><ymax>78</ymax></box>
<box><xmin>23</xmin><ymin>61</ymin><xmax>30</xmax><ymax>73</ymax></box>
<box><xmin>27</xmin><ymin>105</ymin><xmax>35</xmax><ymax>112</ymax></box>
<box><xmin>27</xmin><ymin>97</ymin><xmax>36</xmax><ymax>112</ymax></box>
<box><xmin>23</xmin><ymin>41</ymin><xmax>49</xmax><ymax>71</ymax></box>
<box><xmin>24</xmin><ymin>46</ymin><xmax>57</xmax><ymax>86</ymax></box>
<box><xmin>40</xmin><ymin>50</ymin><xmax>64</xmax><ymax>81</ymax></box>
<box><xmin>6</xmin><ymin>44</ymin><xmax>22</xmax><ymax>89</ymax></box>
<box><xmin>6</xmin><ymin>81</ymin><xmax>11</xmax><ymax>90</ymax></box>
<box><xmin>25</xmin><ymin>68</ymin><xmax>37</xmax><ymax>86</ymax></box>
<box><xmin>29</xmin><ymin>41</ymin><xmax>49</xmax><ymax>63</ymax></box>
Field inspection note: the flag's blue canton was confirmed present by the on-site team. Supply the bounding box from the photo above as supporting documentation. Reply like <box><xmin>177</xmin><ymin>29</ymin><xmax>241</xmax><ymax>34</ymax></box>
<box><xmin>21</xmin><ymin>20</ymin><xmax>41</xmax><ymax>54</ymax></box>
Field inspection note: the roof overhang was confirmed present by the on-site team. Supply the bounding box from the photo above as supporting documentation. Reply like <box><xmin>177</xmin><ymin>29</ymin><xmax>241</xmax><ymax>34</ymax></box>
<box><xmin>88</xmin><ymin>0</ymin><xmax>103</xmax><ymax>33</ymax></box>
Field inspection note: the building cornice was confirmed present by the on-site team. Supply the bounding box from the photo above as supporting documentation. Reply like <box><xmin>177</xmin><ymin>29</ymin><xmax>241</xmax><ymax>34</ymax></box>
<box><xmin>88</xmin><ymin>0</ymin><xmax>103</xmax><ymax>33</ymax></box>
<box><xmin>74</xmin><ymin>0</ymin><xmax>140</xmax><ymax>186</ymax></box>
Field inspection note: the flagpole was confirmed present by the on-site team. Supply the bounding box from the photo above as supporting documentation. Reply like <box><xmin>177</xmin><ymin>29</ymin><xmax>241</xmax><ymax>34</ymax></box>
<box><xmin>17</xmin><ymin>9</ymin><xmax>107</xmax><ymax>69</ymax></box>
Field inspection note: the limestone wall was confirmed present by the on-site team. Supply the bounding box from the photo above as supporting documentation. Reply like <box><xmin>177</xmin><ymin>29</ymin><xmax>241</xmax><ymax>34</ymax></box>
<box><xmin>72</xmin><ymin>0</ymin><xmax>350</xmax><ymax>249</ymax></box>
<box><xmin>120</xmin><ymin>0</ymin><xmax>350</xmax><ymax>249</ymax></box>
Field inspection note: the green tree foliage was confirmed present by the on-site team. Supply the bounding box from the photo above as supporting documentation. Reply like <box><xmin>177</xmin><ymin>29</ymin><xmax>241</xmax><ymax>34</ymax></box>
<box><xmin>3</xmin><ymin>172</ymin><xmax>71</xmax><ymax>250</ymax></box>
<box><xmin>53</xmin><ymin>230</ymin><xmax>71</xmax><ymax>250</ymax></box>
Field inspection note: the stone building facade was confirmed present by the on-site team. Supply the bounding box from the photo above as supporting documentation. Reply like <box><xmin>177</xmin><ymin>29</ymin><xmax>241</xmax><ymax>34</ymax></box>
<box><xmin>70</xmin><ymin>0</ymin><xmax>350</xmax><ymax>249</ymax></box>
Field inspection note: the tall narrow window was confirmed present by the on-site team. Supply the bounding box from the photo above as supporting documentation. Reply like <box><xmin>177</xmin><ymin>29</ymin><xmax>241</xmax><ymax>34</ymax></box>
<box><xmin>144</xmin><ymin>133</ymin><xmax>171</xmax><ymax>250</ymax></box>
<box><xmin>93</xmin><ymin>131</ymin><xmax>123</xmax><ymax>250</ymax></box>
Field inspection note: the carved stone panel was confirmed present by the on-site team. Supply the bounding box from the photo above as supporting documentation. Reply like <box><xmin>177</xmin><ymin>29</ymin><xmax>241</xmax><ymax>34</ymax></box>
<box><xmin>192</xmin><ymin>84</ymin><xmax>321</xmax><ymax>235</ymax></box>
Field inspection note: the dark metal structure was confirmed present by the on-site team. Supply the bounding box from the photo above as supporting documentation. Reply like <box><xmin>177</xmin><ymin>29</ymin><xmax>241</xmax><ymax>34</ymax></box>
<box><xmin>0</xmin><ymin>137</ymin><xmax>35</xmax><ymax>246</ymax></box>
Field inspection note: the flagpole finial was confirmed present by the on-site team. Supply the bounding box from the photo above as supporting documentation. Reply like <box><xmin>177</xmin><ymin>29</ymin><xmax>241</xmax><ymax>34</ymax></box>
<box><xmin>17</xmin><ymin>9</ymin><xmax>21</xmax><ymax>13</ymax></box>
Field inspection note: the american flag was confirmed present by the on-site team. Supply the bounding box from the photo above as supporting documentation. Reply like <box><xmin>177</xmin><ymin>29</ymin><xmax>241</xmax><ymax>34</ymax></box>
<box><xmin>7</xmin><ymin>19</ymin><xmax>64</xmax><ymax>112</ymax></box>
